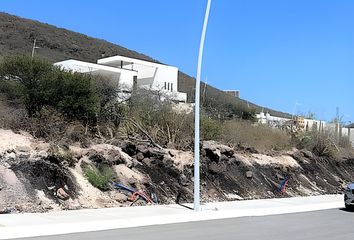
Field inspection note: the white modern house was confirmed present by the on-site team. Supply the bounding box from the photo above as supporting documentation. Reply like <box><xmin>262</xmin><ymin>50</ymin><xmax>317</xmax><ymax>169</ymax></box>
<box><xmin>54</xmin><ymin>55</ymin><xmax>187</xmax><ymax>102</ymax></box>
<box><xmin>54</xmin><ymin>59</ymin><xmax>137</xmax><ymax>91</ymax></box>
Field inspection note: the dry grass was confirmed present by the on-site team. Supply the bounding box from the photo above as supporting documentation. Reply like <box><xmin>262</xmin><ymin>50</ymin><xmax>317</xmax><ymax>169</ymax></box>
<box><xmin>221</xmin><ymin>120</ymin><xmax>292</xmax><ymax>152</ymax></box>
<box><xmin>0</xmin><ymin>94</ymin><xmax>26</xmax><ymax>129</ymax></box>
<box><xmin>297</xmin><ymin>131</ymin><xmax>354</xmax><ymax>160</ymax></box>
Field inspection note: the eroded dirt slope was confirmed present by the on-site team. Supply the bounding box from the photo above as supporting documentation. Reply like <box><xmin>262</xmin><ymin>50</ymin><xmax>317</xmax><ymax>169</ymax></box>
<box><xmin>0</xmin><ymin>130</ymin><xmax>353</xmax><ymax>213</ymax></box>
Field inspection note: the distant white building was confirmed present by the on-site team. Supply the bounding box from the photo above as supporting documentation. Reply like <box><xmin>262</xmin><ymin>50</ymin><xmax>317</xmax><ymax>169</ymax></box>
<box><xmin>224</xmin><ymin>90</ymin><xmax>240</xmax><ymax>98</ymax></box>
<box><xmin>54</xmin><ymin>55</ymin><xmax>187</xmax><ymax>102</ymax></box>
<box><xmin>257</xmin><ymin>112</ymin><xmax>354</xmax><ymax>147</ymax></box>
<box><xmin>256</xmin><ymin>112</ymin><xmax>289</xmax><ymax>125</ymax></box>
<box><xmin>257</xmin><ymin>112</ymin><xmax>326</xmax><ymax>131</ymax></box>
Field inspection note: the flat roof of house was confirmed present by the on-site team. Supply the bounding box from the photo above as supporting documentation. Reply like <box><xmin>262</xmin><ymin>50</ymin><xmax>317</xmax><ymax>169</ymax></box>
<box><xmin>97</xmin><ymin>55</ymin><xmax>175</xmax><ymax>69</ymax></box>
<box><xmin>54</xmin><ymin>59</ymin><xmax>138</xmax><ymax>75</ymax></box>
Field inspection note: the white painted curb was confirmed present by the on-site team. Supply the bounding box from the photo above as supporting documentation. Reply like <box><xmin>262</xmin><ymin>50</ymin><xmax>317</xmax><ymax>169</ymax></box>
<box><xmin>0</xmin><ymin>196</ymin><xmax>344</xmax><ymax>239</ymax></box>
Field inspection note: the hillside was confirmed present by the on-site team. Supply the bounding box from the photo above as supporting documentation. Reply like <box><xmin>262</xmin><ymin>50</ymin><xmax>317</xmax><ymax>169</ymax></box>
<box><xmin>0</xmin><ymin>12</ymin><xmax>291</xmax><ymax>119</ymax></box>
<box><xmin>0</xmin><ymin>129</ymin><xmax>352</xmax><ymax>213</ymax></box>
<box><xmin>0</xmin><ymin>12</ymin><xmax>158</xmax><ymax>63</ymax></box>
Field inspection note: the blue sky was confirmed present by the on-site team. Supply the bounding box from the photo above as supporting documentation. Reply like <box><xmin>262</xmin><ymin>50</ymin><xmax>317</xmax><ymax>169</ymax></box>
<box><xmin>1</xmin><ymin>0</ymin><xmax>353</xmax><ymax>122</ymax></box>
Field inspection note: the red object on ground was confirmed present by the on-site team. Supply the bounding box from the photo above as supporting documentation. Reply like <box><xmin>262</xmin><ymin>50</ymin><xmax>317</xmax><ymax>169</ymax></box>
<box><xmin>129</xmin><ymin>191</ymin><xmax>154</xmax><ymax>204</ymax></box>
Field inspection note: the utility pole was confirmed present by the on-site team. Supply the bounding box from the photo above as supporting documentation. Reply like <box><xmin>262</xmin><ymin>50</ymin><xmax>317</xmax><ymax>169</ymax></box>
<box><xmin>31</xmin><ymin>39</ymin><xmax>39</xmax><ymax>59</ymax></box>
<box><xmin>336</xmin><ymin>107</ymin><xmax>341</xmax><ymax>141</ymax></box>
<box><xmin>202</xmin><ymin>76</ymin><xmax>208</xmax><ymax>104</ymax></box>
<box><xmin>194</xmin><ymin>0</ymin><xmax>212</xmax><ymax>212</ymax></box>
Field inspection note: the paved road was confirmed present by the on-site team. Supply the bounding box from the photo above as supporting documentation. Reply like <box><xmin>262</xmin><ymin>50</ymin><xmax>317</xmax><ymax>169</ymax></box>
<box><xmin>15</xmin><ymin>209</ymin><xmax>354</xmax><ymax>240</ymax></box>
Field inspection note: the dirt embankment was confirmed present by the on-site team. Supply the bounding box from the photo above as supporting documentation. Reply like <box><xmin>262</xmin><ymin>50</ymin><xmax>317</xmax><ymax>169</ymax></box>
<box><xmin>0</xmin><ymin>130</ymin><xmax>353</xmax><ymax>213</ymax></box>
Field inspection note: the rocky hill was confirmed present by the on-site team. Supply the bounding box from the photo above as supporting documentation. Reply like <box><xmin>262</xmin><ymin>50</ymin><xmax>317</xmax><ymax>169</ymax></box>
<box><xmin>0</xmin><ymin>12</ymin><xmax>291</xmax><ymax>119</ymax></box>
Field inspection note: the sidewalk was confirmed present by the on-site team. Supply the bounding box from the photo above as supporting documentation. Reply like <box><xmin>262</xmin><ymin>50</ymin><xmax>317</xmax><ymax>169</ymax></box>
<box><xmin>0</xmin><ymin>195</ymin><xmax>344</xmax><ymax>239</ymax></box>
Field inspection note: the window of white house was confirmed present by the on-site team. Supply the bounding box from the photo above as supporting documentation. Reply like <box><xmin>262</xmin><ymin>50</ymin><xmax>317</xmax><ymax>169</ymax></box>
<box><xmin>167</xmin><ymin>82</ymin><xmax>170</xmax><ymax>91</ymax></box>
<box><xmin>164</xmin><ymin>82</ymin><xmax>167</xmax><ymax>90</ymax></box>
<box><xmin>171</xmin><ymin>83</ymin><xmax>173</xmax><ymax>91</ymax></box>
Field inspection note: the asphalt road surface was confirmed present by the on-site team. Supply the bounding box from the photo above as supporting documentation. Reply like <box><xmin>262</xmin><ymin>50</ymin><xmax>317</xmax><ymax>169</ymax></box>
<box><xmin>15</xmin><ymin>209</ymin><xmax>354</xmax><ymax>240</ymax></box>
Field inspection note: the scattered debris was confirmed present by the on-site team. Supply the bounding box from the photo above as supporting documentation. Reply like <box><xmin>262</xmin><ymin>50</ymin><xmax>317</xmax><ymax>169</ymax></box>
<box><xmin>112</xmin><ymin>182</ymin><xmax>155</xmax><ymax>205</ymax></box>
<box><xmin>276</xmin><ymin>177</ymin><xmax>289</xmax><ymax>194</ymax></box>
<box><xmin>246</xmin><ymin>171</ymin><xmax>253</xmax><ymax>179</ymax></box>
<box><xmin>0</xmin><ymin>207</ymin><xmax>16</xmax><ymax>214</ymax></box>
<box><xmin>56</xmin><ymin>187</ymin><xmax>70</xmax><ymax>200</ymax></box>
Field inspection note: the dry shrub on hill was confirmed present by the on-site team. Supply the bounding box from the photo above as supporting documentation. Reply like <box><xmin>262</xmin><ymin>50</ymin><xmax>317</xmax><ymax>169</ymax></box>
<box><xmin>121</xmin><ymin>90</ymin><xmax>194</xmax><ymax>149</ymax></box>
<box><xmin>221</xmin><ymin>120</ymin><xmax>292</xmax><ymax>152</ymax></box>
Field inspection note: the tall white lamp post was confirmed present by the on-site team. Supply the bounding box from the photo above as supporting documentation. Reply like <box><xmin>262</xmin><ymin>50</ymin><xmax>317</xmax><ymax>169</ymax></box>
<box><xmin>194</xmin><ymin>0</ymin><xmax>212</xmax><ymax>212</ymax></box>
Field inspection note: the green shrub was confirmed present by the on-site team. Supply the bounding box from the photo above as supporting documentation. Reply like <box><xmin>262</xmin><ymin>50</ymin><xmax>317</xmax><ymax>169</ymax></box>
<box><xmin>54</xmin><ymin>69</ymin><xmax>98</xmax><ymax>120</ymax></box>
<box><xmin>201</xmin><ymin>116</ymin><xmax>222</xmax><ymax>140</ymax></box>
<box><xmin>0</xmin><ymin>55</ymin><xmax>53</xmax><ymax>116</ymax></box>
<box><xmin>0</xmin><ymin>55</ymin><xmax>125</xmax><ymax>142</ymax></box>
<box><xmin>0</xmin><ymin>55</ymin><xmax>99</xmax><ymax>121</ymax></box>
<box><xmin>0</xmin><ymin>80</ymin><xmax>23</xmax><ymax>100</ymax></box>
<box><xmin>82</xmin><ymin>163</ymin><xmax>115</xmax><ymax>191</ymax></box>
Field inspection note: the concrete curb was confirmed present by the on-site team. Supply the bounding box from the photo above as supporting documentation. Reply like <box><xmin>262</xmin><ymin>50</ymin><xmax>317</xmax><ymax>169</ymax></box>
<box><xmin>0</xmin><ymin>195</ymin><xmax>344</xmax><ymax>239</ymax></box>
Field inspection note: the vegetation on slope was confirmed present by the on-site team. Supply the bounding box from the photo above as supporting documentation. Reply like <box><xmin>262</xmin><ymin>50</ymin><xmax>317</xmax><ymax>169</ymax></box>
<box><xmin>0</xmin><ymin>12</ymin><xmax>291</xmax><ymax>119</ymax></box>
<box><xmin>2</xmin><ymin>55</ymin><xmax>352</xmax><ymax>161</ymax></box>
<box><xmin>0</xmin><ymin>55</ymin><xmax>292</xmax><ymax>153</ymax></box>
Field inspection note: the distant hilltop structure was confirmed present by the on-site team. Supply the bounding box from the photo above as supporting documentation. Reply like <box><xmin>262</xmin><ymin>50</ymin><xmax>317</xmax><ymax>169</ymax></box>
<box><xmin>224</xmin><ymin>90</ymin><xmax>240</xmax><ymax>98</ymax></box>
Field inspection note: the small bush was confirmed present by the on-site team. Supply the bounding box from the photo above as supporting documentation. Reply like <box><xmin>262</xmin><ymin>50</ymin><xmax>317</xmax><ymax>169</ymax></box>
<box><xmin>201</xmin><ymin>116</ymin><xmax>222</xmax><ymax>140</ymax></box>
<box><xmin>22</xmin><ymin>107</ymin><xmax>68</xmax><ymax>140</ymax></box>
<box><xmin>82</xmin><ymin>163</ymin><xmax>115</xmax><ymax>191</ymax></box>
<box><xmin>0</xmin><ymin>93</ymin><xmax>27</xmax><ymax>129</ymax></box>
<box><xmin>123</xmin><ymin>90</ymin><xmax>194</xmax><ymax>149</ymax></box>
<box><xmin>339</xmin><ymin>136</ymin><xmax>353</xmax><ymax>150</ymax></box>
<box><xmin>0</xmin><ymin>80</ymin><xmax>23</xmax><ymax>100</ymax></box>
<box><xmin>47</xmin><ymin>146</ymin><xmax>76</xmax><ymax>167</ymax></box>
<box><xmin>297</xmin><ymin>131</ymin><xmax>340</xmax><ymax>159</ymax></box>
<box><xmin>60</xmin><ymin>150</ymin><xmax>76</xmax><ymax>167</ymax></box>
